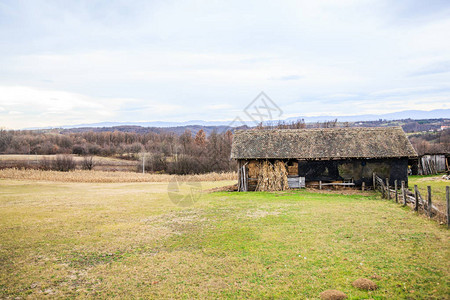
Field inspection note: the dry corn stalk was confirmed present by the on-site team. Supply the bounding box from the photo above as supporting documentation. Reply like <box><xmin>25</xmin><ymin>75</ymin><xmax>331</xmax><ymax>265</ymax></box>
<box><xmin>0</xmin><ymin>168</ymin><xmax>237</xmax><ymax>183</ymax></box>
<box><xmin>255</xmin><ymin>160</ymin><xmax>288</xmax><ymax>191</ymax></box>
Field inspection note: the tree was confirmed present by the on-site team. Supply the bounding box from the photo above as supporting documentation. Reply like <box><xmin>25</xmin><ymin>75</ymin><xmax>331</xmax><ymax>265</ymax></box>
<box><xmin>194</xmin><ymin>129</ymin><xmax>206</xmax><ymax>146</ymax></box>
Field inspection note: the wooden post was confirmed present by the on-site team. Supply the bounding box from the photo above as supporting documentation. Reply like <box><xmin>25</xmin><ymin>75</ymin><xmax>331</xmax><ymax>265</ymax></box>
<box><xmin>401</xmin><ymin>181</ymin><xmax>406</xmax><ymax>206</ymax></box>
<box><xmin>361</xmin><ymin>182</ymin><xmax>365</xmax><ymax>191</ymax></box>
<box><xmin>386</xmin><ymin>178</ymin><xmax>390</xmax><ymax>200</ymax></box>
<box><xmin>319</xmin><ymin>181</ymin><xmax>322</xmax><ymax>190</ymax></box>
<box><xmin>394</xmin><ymin>180</ymin><xmax>398</xmax><ymax>203</ymax></box>
<box><xmin>447</xmin><ymin>186</ymin><xmax>449</xmax><ymax>228</ymax></box>
<box><xmin>373</xmin><ymin>173</ymin><xmax>376</xmax><ymax>190</ymax></box>
<box><xmin>427</xmin><ymin>186</ymin><xmax>432</xmax><ymax>218</ymax></box>
<box><xmin>414</xmin><ymin>185</ymin><xmax>419</xmax><ymax>211</ymax></box>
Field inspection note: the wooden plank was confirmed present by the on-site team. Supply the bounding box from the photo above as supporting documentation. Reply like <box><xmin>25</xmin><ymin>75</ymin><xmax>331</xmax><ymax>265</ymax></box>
<box><xmin>320</xmin><ymin>183</ymin><xmax>355</xmax><ymax>186</ymax></box>
<box><xmin>402</xmin><ymin>181</ymin><xmax>406</xmax><ymax>206</ymax></box>
<box><xmin>386</xmin><ymin>178</ymin><xmax>390</xmax><ymax>200</ymax></box>
<box><xmin>414</xmin><ymin>185</ymin><xmax>419</xmax><ymax>211</ymax></box>
<box><xmin>427</xmin><ymin>186</ymin><xmax>432</xmax><ymax>218</ymax></box>
<box><xmin>394</xmin><ymin>180</ymin><xmax>398</xmax><ymax>203</ymax></box>
<box><xmin>373</xmin><ymin>173</ymin><xmax>375</xmax><ymax>190</ymax></box>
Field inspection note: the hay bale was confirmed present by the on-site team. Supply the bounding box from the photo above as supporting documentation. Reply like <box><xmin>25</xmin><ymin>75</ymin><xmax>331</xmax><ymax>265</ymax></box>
<box><xmin>255</xmin><ymin>160</ymin><xmax>288</xmax><ymax>191</ymax></box>
<box><xmin>352</xmin><ymin>278</ymin><xmax>378</xmax><ymax>291</ymax></box>
<box><xmin>319</xmin><ymin>289</ymin><xmax>348</xmax><ymax>300</ymax></box>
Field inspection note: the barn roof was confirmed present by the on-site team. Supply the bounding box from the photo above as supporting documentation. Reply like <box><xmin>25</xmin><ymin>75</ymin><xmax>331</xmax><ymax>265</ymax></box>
<box><xmin>231</xmin><ymin>127</ymin><xmax>417</xmax><ymax>160</ymax></box>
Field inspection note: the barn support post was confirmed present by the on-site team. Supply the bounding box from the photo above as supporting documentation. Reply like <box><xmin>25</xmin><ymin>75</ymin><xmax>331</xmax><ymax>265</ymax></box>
<box><xmin>386</xmin><ymin>178</ymin><xmax>390</xmax><ymax>200</ymax></box>
<box><xmin>414</xmin><ymin>185</ymin><xmax>419</xmax><ymax>211</ymax></box>
<box><xmin>401</xmin><ymin>181</ymin><xmax>406</xmax><ymax>206</ymax></box>
<box><xmin>427</xmin><ymin>186</ymin><xmax>432</xmax><ymax>218</ymax></box>
<box><xmin>394</xmin><ymin>180</ymin><xmax>398</xmax><ymax>203</ymax></box>
<box><xmin>237</xmin><ymin>161</ymin><xmax>241</xmax><ymax>192</ymax></box>
<box><xmin>372</xmin><ymin>173</ymin><xmax>376</xmax><ymax>190</ymax></box>
<box><xmin>237</xmin><ymin>160</ymin><xmax>248</xmax><ymax>192</ymax></box>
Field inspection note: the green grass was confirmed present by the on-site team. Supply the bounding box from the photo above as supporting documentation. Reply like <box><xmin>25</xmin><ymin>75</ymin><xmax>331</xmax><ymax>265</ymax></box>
<box><xmin>0</xmin><ymin>179</ymin><xmax>449</xmax><ymax>299</ymax></box>
<box><xmin>409</xmin><ymin>175</ymin><xmax>449</xmax><ymax>210</ymax></box>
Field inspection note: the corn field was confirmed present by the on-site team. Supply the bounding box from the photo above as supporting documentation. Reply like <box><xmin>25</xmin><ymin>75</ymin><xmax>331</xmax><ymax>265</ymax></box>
<box><xmin>0</xmin><ymin>168</ymin><xmax>237</xmax><ymax>183</ymax></box>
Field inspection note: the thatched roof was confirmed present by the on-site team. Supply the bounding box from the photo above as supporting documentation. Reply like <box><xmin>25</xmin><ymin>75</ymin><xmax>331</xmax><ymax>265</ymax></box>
<box><xmin>231</xmin><ymin>127</ymin><xmax>417</xmax><ymax>160</ymax></box>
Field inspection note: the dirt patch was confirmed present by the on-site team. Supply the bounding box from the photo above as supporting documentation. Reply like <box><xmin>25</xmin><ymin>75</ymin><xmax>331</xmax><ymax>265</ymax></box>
<box><xmin>319</xmin><ymin>289</ymin><xmax>347</xmax><ymax>300</ymax></box>
<box><xmin>352</xmin><ymin>278</ymin><xmax>378</xmax><ymax>290</ymax></box>
<box><xmin>206</xmin><ymin>184</ymin><xmax>238</xmax><ymax>192</ymax></box>
<box><xmin>370</xmin><ymin>274</ymin><xmax>382</xmax><ymax>280</ymax></box>
<box><xmin>307</xmin><ymin>188</ymin><xmax>374</xmax><ymax>196</ymax></box>
<box><xmin>245</xmin><ymin>209</ymin><xmax>281</xmax><ymax>218</ymax></box>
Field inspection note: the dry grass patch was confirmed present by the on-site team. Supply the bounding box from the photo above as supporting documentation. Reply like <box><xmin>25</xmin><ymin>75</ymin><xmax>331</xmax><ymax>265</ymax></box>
<box><xmin>352</xmin><ymin>278</ymin><xmax>378</xmax><ymax>291</ymax></box>
<box><xmin>320</xmin><ymin>289</ymin><xmax>348</xmax><ymax>300</ymax></box>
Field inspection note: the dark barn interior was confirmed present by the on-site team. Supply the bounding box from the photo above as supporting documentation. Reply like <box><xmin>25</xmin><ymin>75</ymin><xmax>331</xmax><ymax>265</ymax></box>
<box><xmin>231</xmin><ymin>127</ymin><xmax>417</xmax><ymax>191</ymax></box>
<box><xmin>297</xmin><ymin>158</ymin><xmax>409</xmax><ymax>186</ymax></box>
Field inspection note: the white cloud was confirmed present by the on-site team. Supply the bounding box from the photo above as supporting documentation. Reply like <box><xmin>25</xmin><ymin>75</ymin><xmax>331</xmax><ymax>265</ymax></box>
<box><xmin>0</xmin><ymin>0</ymin><xmax>449</xmax><ymax>128</ymax></box>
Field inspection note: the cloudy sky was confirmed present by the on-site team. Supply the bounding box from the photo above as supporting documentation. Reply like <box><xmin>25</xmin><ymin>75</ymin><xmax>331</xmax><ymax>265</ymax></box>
<box><xmin>0</xmin><ymin>0</ymin><xmax>449</xmax><ymax>129</ymax></box>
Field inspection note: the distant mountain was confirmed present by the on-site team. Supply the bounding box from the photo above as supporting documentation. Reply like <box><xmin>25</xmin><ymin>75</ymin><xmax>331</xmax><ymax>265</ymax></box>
<box><xmin>27</xmin><ymin>108</ymin><xmax>450</xmax><ymax>130</ymax></box>
<box><xmin>285</xmin><ymin>109</ymin><xmax>450</xmax><ymax>123</ymax></box>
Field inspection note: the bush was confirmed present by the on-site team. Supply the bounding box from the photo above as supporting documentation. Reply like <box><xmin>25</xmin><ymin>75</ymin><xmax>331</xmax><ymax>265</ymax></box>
<box><xmin>82</xmin><ymin>156</ymin><xmax>95</xmax><ymax>170</ymax></box>
<box><xmin>53</xmin><ymin>155</ymin><xmax>76</xmax><ymax>172</ymax></box>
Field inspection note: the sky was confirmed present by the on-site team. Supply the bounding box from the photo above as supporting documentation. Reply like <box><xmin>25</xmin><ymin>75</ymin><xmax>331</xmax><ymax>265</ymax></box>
<box><xmin>0</xmin><ymin>0</ymin><xmax>450</xmax><ymax>129</ymax></box>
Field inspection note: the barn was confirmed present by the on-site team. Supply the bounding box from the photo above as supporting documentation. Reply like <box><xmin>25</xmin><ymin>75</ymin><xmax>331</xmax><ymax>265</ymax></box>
<box><xmin>231</xmin><ymin>127</ymin><xmax>418</xmax><ymax>191</ymax></box>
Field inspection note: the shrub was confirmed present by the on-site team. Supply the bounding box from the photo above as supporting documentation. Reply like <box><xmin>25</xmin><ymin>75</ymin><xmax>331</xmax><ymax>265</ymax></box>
<box><xmin>53</xmin><ymin>155</ymin><xmax>76</xmax><ymax>172</ymax></box>
<box><xmin>82</xmin><ymin>156</ymin><xmax>95</xmax><ymax>170</ymax></box>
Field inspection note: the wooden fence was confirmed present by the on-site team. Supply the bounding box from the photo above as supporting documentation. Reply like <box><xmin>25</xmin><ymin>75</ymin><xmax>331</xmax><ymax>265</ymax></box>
<box><xmin>373</xmin><ymin>173</ymin><xmax>450</xmax><ymax>228</ymax></box>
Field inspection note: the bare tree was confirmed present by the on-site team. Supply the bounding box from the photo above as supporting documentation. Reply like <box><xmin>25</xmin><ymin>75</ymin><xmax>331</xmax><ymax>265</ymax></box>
<box><xmin>82</xmin><ymin>155</ymin><xmax>95</xmax><ymax>170</ymax></box>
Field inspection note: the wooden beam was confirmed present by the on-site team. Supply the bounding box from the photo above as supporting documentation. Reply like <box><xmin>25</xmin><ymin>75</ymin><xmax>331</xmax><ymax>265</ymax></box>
<box><xmin>414</xmin><ymin>185</ymin><xmax>419</xmax><ymax>211</ymax></box>
<box><xmin>386</xmin><ymin>178</ymin><xmax>390</xmax><ymax>200</ymax></box>
<box><xmin>394</xmin><ymin>180</ymin><xmax>398</xmax><ymax>203</ymax></box>
<box><xmin>427</xmin><ymin>186</ymin><xmax>432</xmax><ymax>218</ymax></box>
<box><xmin>402</xmin><ymin>181</ymin><xmax>406</xmax><ymax>206</ymax></box>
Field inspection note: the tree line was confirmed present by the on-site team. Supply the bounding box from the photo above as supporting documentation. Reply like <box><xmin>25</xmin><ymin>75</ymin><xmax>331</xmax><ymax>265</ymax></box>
<box><xmin>0</xmin><ymin>129</ymin><xmax>236</xmax><ymax>174</ymax></box>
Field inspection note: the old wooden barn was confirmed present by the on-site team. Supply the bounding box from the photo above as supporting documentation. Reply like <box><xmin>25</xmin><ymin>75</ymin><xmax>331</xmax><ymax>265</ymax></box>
<box><xmin>231</xmin><ymin>127</ymin><xmax>418</xmax><ymax>191</ymax></box>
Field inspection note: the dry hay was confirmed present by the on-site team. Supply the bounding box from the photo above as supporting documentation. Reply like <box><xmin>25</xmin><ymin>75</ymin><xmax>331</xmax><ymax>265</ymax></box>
<box><xmin>0</xmin><ymin>168</ymin><xmax>237</xmax><ymax>183</ymax></box>
<box><xmin>352</xmin><ymin>278</ymin><xmax>378</xmax><ymax>291</ymax></box>
<box><xmin>255</xmin><ymin>160</ymin><xmax>288</xmax><ymax>192</ymax></box>
<box><xmin>319</xmin><ymin>289</ymin><xmax>348</xmax><ymax>300</ymax></box>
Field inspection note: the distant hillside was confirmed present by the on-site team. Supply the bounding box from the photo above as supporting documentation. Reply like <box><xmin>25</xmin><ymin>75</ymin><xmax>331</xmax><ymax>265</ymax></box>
<box><xmin>58</xmin><ymin>118</ymin><xmax>450</xmax><ymax>135</ymax></box>
<box><xmin>26</xmin><ymin>108</ymin><xmax>450</xmax><ymax>130</ymax></box>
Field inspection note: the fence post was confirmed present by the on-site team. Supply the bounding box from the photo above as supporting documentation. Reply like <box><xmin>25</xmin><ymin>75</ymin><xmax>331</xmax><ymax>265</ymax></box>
<box><xmin>319</xmin><ymin>181</ymin><xmax>322</xmax><ymax>190</ymax></box>
<box><xmin>427</xmin><ymin>186</ymin><xmax>432</xmax><ymax>218</ymax></box>
<box><xmin>386</xmin><ymin>178</ymin><xmax>390</xmax><ymax>200</ymax></box>
<box><xmin>362</xmin><ymin>182</ymin><xmax>365</xmax><ymax>191</ymax></box>
<box><xmin>447</xmin><ymin>186</ymin><xmax>449</xmax><ymax>229</ymax></box>
<box><xmin>394</xmin><ymin>180</ymin><xmax>398</xmax><ymax>203</ymax></box>
<box><xmin>373</xmin><ymin>173</ymin><xmax>376</xmax><ymax>190</ymax></box>
<box><xmin>414</xmin><ymin>185</ymin><xmax>419</xmax><ymax>211</ymax></box>
<box><xmin>401</xmin><ymin>181</ymin><xmax>406</xmax><ymax>206</ymax></box>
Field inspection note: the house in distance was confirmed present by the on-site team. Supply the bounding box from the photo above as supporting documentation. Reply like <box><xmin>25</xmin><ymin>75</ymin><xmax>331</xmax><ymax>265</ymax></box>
<box><xmin>231</xmin><ymin>127</ymin><xmax>418</xmax><ymax>191</ymax></box>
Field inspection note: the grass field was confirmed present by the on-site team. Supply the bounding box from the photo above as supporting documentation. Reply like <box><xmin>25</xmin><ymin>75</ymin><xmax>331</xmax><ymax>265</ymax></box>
<box><xmin>0</xmin><ymin>178</ymin><xmax>449</xmax><ymax>299</ymax></box>
<box><xmin>409</xmin><ymin>175</ymin><xmax>450</xmax><ymax>212</ymax></box>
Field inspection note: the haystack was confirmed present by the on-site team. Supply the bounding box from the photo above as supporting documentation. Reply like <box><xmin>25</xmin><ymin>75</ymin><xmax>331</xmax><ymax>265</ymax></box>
<box><xmin>255</xmin><ymin>160</ymin><xmax>288</xmax><ymax>191</ymax></box>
